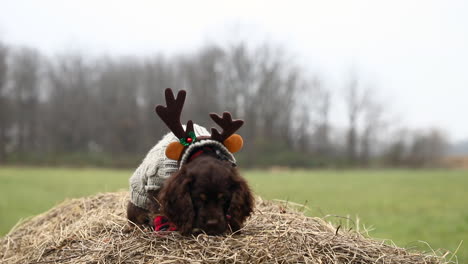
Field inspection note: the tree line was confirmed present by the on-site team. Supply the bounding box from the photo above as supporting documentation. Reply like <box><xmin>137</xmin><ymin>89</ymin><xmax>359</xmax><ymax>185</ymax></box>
<box><xmin>0</xmin><ymin>40</ymin><xmax>448</xmax><ymax>168</ymax></box>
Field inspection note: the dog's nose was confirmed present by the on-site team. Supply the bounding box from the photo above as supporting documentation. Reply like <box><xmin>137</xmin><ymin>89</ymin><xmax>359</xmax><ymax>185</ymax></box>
<box><xmin>206</xmin><ymin>219</ymin><xmax>219</xmax><ymax>225</ymax></box>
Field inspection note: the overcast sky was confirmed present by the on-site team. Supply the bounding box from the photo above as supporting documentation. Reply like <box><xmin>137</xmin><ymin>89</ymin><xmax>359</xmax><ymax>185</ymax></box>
<box><xmin>1</xmin><ymin>0</ymin><xmax>467</xmax><ymax>141</ymax></box>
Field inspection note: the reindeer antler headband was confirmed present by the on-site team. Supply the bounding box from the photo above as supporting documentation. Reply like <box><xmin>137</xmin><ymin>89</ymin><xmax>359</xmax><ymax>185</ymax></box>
<box><xmin>155</xmin><ymin>88</ymin><xmax>244</xmax><ymax>161</ymax></box>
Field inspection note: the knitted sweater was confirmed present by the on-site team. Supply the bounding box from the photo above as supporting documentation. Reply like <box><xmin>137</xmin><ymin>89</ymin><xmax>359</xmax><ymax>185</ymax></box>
<box><xmin>129</xmin><ymin>124</ymin><xmax>210</xmax><ymax>210</ymax></box>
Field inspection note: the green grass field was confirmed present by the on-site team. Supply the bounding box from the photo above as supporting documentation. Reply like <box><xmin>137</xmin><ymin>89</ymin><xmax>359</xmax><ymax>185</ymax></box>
<box><xmin>0</xmin><ymin>167</ymin><xmax>466</xmax><ymax>262</ymax></box>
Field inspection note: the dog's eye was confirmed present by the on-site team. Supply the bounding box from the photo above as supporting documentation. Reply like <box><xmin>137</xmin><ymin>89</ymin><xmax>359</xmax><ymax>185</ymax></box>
<box><xmin>200</xmin><ymin>193</ymin><xmax>207</xmax><ymax>201</ymax></box>
<box><xmin>217</xmin><ymin>193</ymin><xmax>224</xmax><ymax>199</ymax></box>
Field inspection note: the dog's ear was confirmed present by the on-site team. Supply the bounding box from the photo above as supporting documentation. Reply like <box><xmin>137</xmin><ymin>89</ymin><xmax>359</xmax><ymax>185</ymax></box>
<box><xmin>158</xmin><ymin>168</ymin><xmax>194</xmax><ymax>235</ymax></box>
<box><xmin>227</xmin><ymin>172</ymin><xmax>254</xmax><ymax>232</ymax></box>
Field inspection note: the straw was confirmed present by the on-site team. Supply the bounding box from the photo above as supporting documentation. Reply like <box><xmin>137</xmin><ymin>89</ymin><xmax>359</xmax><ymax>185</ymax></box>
<box><xmin>0</xmin><ymin>192</ymin><xmax>452</xmax><ymax>264</ymax></box>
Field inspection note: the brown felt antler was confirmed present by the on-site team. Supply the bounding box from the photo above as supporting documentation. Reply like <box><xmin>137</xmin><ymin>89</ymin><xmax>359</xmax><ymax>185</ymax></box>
<box><xmin>210</xmin><ymin>112</ymin><xmax>244</xmax><ymax>142</ymax></box>
<box><xmin>210</xmin><ymin>112</ymin><xmax>244</xmax><ymax>153</ymax></box>
<box><xmin>155</xmin><ymin>88</ymin><xmax>194</xmax><ymax>139</ymax></box>
<box><xmin>155</xmin><ymin>88</ymin><xmax>195</xmax><ymax>160</ymax></box>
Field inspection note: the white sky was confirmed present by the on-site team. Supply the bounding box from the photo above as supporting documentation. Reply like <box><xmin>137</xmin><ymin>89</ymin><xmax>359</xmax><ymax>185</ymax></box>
<box><xmin>1</xmin><ymin>0</ymin><xmax>467</xmax><ymax>141</ymax></box>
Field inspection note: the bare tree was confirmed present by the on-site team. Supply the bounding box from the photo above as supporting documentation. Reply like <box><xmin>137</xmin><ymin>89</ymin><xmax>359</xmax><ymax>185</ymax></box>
<box><xmin>409</xmin><ymin>128</ymin><xmax>448</xmax><ymax>167</ymax></box>
<box><xmin>179</xmin><ymin>46</ymin><xmax>224</xmax><ymax>126</ymax></box>
<box><xmin>343</xmin><ymin>72</ymin><xmax>370</xmax><ymax>164</ymax></box>
<box><xmin>381</xmin><ymin>128</ymin><xmax>410</xmax><ymax>167</ymax></box>
<box><xmin>95</xmin><ymin>57</ymin><xmax>143</xmax><ymax>154</ymax></box>
<box><xmin>360</xmin><ymin>92</ymin><xmax>385</xmax><ymax>165</ymax></box>
<box><xmin>217</xmin><ymin>42</ymin><xmax>306</xmax><ymax>166</ymax></box>
<box><xmin>10</xmin><ymin>47</ymin><xmax>41</xmax><ymax>154</ymax></box>
<box><xmin>46</xmin><ymin>53</ymin><xmax>97</xmax><ymax>153</ymax></box>
<box><xmin>140</xmin><ymin>56</ymin><xmax>179</xmax><ymax>146</ymax></box>
<box><xmin>308</xmin><ymin>77</ymin><xmax>332</xmax><ymax>156</ymax></box>
<box><xmin>0</xmin><ymin>42</ymin><xmax>8</xmax><ymax>161</ymax></box>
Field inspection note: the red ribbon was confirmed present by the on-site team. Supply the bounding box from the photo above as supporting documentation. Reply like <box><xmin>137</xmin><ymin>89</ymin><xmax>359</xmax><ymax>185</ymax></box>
<box><xmin>154</xmin><ymin>216</ymin><xmax>177</xmax><ymax>232</ymax></box>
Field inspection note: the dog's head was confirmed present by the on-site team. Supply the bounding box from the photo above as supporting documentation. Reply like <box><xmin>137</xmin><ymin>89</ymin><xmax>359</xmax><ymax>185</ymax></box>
<box><xmin>157</xmin><ymin>155</ymin><xmax>254</xmax><ymax>235</ymax></box>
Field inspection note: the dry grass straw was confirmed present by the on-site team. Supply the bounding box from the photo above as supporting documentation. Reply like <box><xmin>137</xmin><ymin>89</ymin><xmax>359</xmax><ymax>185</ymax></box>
<box><xmin>1</xmin><ymin>192</ymin><xmax>453</xmax><ymax>264</ymax></box>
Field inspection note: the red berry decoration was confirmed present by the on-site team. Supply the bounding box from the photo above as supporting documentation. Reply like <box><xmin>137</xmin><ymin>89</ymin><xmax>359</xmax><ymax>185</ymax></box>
<box><xmin>186</xmin><ymin>137</ymin><xmax>193</xmax><ymax>143</ymax></box>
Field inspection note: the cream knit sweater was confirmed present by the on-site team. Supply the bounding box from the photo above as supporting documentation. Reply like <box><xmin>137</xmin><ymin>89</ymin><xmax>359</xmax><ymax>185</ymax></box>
<box><xmin>129</xmin><ymin>124</ymin><xmax>210</xmax><ymax>210</ymax></box>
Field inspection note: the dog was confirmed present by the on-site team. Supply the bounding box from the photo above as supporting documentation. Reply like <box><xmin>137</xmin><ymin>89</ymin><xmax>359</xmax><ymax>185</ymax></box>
<box><xmin>127</xmin><ymin>88</ymin><xmax>254</xmax><ymax>235</ymax></box>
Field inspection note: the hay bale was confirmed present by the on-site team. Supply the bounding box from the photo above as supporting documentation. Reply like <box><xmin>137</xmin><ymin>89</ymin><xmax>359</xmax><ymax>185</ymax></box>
<box><xmin>0</xmin><ymin>192</ymin><xmax>449</xmax><ymax>264</ymax></box>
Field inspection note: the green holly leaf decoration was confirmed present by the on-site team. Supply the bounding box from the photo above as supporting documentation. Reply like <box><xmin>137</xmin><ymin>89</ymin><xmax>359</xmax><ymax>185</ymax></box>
<box><xmin>179</xmin><ymin>131</ymin><xmax>196</xmax><ymax>146</ymax></box>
